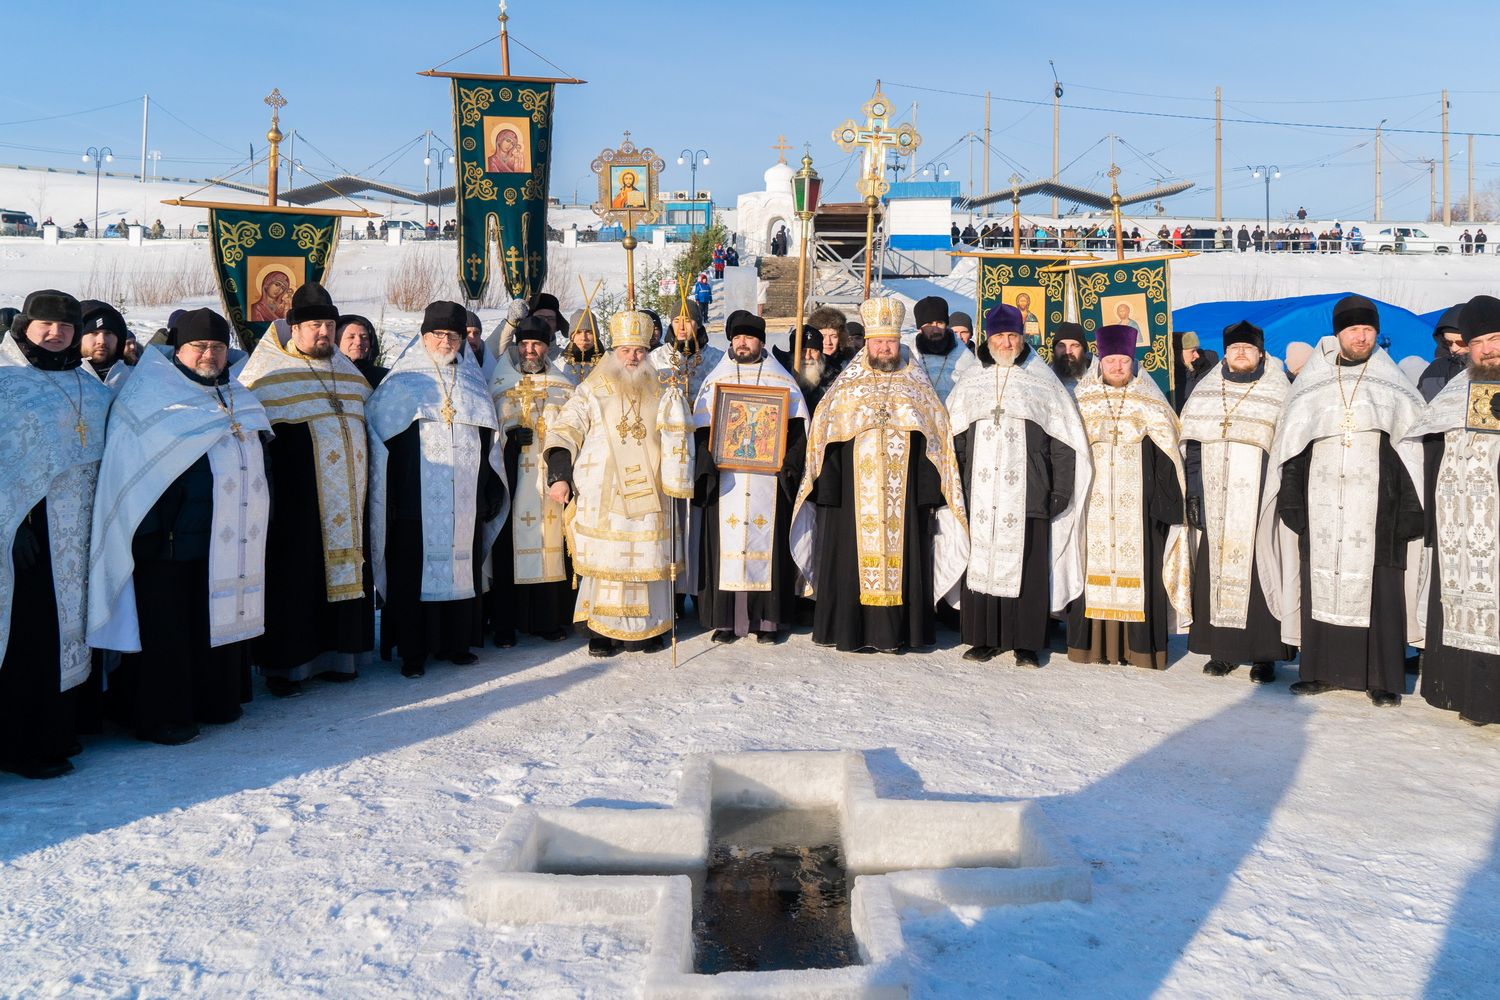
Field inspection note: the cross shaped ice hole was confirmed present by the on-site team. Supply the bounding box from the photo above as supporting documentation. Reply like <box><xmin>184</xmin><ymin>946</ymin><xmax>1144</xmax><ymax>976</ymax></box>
<box><xmin>468</xmin><ymin>751</ymin><xmax>1089</xmax><ymax>995</ymax></box>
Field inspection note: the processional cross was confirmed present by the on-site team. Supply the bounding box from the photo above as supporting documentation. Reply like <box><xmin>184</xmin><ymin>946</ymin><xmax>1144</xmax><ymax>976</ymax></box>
<box><xmin>832</xmin><ymin>81</ymin><xmax>920</xmax><ymax>296</ymax></box>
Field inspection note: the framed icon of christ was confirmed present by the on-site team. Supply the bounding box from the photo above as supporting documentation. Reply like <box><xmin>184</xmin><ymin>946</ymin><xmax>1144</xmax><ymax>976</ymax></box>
<box><xmin>709</xmin><ymin>384</ymin><xmax>792</xmax><ymax>474</ymax></box>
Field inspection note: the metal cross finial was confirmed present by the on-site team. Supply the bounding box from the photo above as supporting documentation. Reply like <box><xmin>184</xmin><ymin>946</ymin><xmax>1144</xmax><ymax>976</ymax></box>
<box><xmin>621</xmin><ymin>129</ymin><xmax>631</xmax><ymax>143</ymax></box>
<box><xmin>1009</xmin><ymin>173</ymin><xmax>1021</xmax><ymax>187</ymax></box>
<box><xmin>771</xmin><ymin>134</ymin><xmax>793</xmax><ymax>164</ymax></box>
<box><xmin>264</xmin><ymin>88</ymin><xmax>286</xmax><ymax>123</ymax></box>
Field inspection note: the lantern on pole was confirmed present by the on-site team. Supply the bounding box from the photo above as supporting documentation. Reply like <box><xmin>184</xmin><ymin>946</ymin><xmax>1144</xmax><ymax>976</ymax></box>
<box><xmin>790</xmin><ymin>152</ymin><xmax>822</xmax><ymax>377</ymax></box>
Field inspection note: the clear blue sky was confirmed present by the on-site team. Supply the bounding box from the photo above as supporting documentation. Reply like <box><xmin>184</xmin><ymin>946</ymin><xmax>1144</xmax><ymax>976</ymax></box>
<box><xmin>4</xmin><ymin>0</ymin><xmax>1497</xmax><ymax>222</ymax></box>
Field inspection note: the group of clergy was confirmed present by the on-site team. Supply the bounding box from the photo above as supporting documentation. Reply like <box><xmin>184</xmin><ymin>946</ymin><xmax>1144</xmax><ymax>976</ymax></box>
<box><xmin>2</xmin><ymin>279</ymin><xmax>1497</xmax><ymax>781</ymax></box>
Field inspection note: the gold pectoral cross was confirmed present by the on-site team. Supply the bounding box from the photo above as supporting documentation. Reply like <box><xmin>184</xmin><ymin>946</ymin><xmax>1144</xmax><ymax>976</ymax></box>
<box><xmin>75</xmin><ymin>418</ymin><xmax>88</xmax><ymax>446</ymax></box>
<box><xmin>1339</xmin><ymin>409</ymin><xmax>1356</xmax><ymax>448</ymax></box>
<box><xmin>230</xmin><ymin>421</ymin><xmax>245</xmax><ymax>441</ymax></box>
<box><xmin>1220</xmin><ymin>418</ymin><xmax>1232</xmax><ymax>436</ymax></box>
<box><xmin>440</xmin><ymin>398</ymin><xmax>456</xmax><ymax>426</ymax></box>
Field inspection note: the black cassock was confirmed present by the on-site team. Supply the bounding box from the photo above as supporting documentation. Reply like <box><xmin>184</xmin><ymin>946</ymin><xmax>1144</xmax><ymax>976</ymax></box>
<box><xmin>1183</xmin><ymin>443</ymin><xmax>1294</xmax><ymax>665</ymax></box>
<box><xmin>485</xmin><ymin>428</ymin><xmax>574</xmax><ymax>642</ymax></box>
<box><xmin>953</xmin><ymin>421</ymin><xmax>1075</xmax><ymax>653</ymax></box>
<box><xmin>1066</xmin><ymin>438</ymin><xmax>1184</xmax><ymax>669</ymax></box>
<box><xmin>0</xmin><ymin>499</ymin><xmax>75</xmax><ymax>770</ymax></box>
<box><xmin>255</xmin><ymin>422</ymin><xmax>375</xmax><ymax>680</ymax></box>
<box><xmin>1277</xmin><ymin>432</ymin><xmax>1423</xmax><ymax>694</ymax></box>
<box><xmin>693</xmin><ymin>419</ymin><xmax>807</xmax><ymax>634</ymax></box>
<box><xmin>381</xmin><ymin>423</ymin><xmax>504</xmax><ymax>664</ymax></box>
<box><xmin>109</xmin><ymin>454</ymin><xmax>253</xmax><ymax>737</ymax></box>
<box><xmin>810</xmin><ymin>434</ymin><xmax>944</xmax><ymax>652</ymax></box>
<box><xmin>1419</xmin><ymin>434</ymin><xmax>1500</xmax><ymax>723</ymax></box>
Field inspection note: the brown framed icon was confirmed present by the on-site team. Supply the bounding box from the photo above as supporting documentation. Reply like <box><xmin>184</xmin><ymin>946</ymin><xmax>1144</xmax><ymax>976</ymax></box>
<box><xmin>709</xmin><ymin>383</ymin><xmax>792</xmax><ymax>474</ymax></box>
<box><xmin>1466</xmin><ymin>380</ymin><xmax>1500</xmax><ymax>433</ymax></box>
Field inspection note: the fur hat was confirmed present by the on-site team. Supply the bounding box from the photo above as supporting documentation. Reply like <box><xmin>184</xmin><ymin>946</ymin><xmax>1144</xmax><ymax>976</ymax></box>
<box><xmin>1458</xmin><ymin>294</ymin><xmax>1500</xmax><ymax>343</ymax></box>
<box><xmin>724</xmin><ymin>309</ymin><xmax>766</xmax><ymax>341</ymax></box>
<box><xmin>529</xmin><ymin>292</ymin><xmax>561</xmax><ymax>315</ymax></box>
<box><xmin>1333</xmin><ymin>294</ymin><xmax>1380</xmax><ymax>333</ymax></box>
<box><xmin>170</xmin><ymin>308</ymin><xmax>232</xmax><ymax>347</ymax></box>
<box><xmin>807</xmin><ymin>305</ymin><xmax>847</xmax><ymax>333</ymax></box>
<box><xmin>1095</xmin><ymin>324</ymin><xmax>1137</xmax><ymax>359</ymax></box>
<box><xmin>287</xmin><ymin>282</ymin><xmax>339</xmax><ymax>326</ymax></box>
<box><xmin>17</xmin><ymin>289</ymin><xmax>82</xmax><ymax>334</ymax></box>
<box><xmin>421</xmin><ymin>300</ymin><xmax>468</xmax><ymax>334</ymax></box>
<box><xmin>983</xmin><ymin>303</ymin><xmax>1024</xmax><ymax>336</ymax></box>
<box><xmin>1222</xmin><ymin>320</ymin><xmax>1264</xmax><ymax>351</ymax></box>
<box><xmin>913</xmin><ymin>295</ymin><xmax>949</xmax><ymax>327</ymax></box>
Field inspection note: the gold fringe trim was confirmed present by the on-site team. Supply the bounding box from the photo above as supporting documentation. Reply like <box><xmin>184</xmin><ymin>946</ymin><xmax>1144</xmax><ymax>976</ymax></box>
<box><xmin>1085</xmin><ymin>607</ymin><xmax>1147</xmax><ymax>623</ymax></box>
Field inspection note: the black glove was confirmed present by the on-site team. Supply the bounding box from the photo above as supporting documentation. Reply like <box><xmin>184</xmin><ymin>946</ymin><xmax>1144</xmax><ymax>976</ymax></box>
<box><xmin>507</xmin><ymin>426</ymin><xmax>535</xmax><ymax>448</ymax></box>
<box><xmin>1491</xmin><ymin>392</ymin><xmax>1500</xmax><ymax>421</ymax></box>
<box><xmin>11</xmin><ymin>521</ymin><xmax>41</xmax><ymax>573</ymax></box>
<box><xmin>1186</xmin><ymin>496</ymin><xmax>1204</xmax><ymax>530</ymax></box>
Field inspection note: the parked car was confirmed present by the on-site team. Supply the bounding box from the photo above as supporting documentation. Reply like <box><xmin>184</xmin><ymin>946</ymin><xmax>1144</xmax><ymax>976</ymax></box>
<box><xmin>0</xmin><ymin>209</ymin><xmax>36</xmax><ymax>236</ymax></box>
<box><xmin>379</xmin><ymin>219</ymin><xmax>427</xmax><ymax>236</ymax></box>
<box><xmin>1362</xmin><ymin>226</ymin><xmax>1453</xmax><ymax>254</ymax></box>
<box><xmin>193</xmin><ymin>222</ymin><xmax>210</xmax><ymax>239</ymax></box>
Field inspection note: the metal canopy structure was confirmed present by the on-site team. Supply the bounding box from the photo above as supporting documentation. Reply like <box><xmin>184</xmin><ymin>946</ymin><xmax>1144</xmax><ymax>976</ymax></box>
<box><xmin>961</xmin><ymin>177</ymin><xmax>1194</xmax><ymax>213</ymax></box>
<box><xmin>205</xmin><ymin>174</ymin><xmax>456</xmax><ymax>208</ymax></box>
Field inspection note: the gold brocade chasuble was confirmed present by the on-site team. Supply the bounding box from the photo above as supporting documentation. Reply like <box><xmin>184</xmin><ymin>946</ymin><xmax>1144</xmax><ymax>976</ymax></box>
<box><xmin>238</xmin><ymin>327</ymin><xmax>372</xmax><ymax>602</ymax></box>
<box><xmin>543</xmin><ymin>366</ymin><xmax>693</xmax><ymax>640</ymax></box>
<box><xmin>490</xmin><ymin>353</ymin><xmax>576</xmax><ymax>584</ymax></box>
<box><xmin>790</xmin><ymin>348</ymin><xmax>968</xmax><ymax>606</ymax></box>
<box><xmin>1073</xmin><ymin>368</ymin><xmax>1192</xmax><ymax>623</ymax></box>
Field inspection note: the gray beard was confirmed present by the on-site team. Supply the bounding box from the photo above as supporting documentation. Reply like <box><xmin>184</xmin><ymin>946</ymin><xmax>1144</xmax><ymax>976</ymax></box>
<box><xmin>797</xmin><ymin>355</ymin><xmax>826</xmax><ymax>391</ymax></box>
<box><xmin>598</xmin><ymin>352</ymin><xmax>656</xmax><ymax>389</ymax></box>
<box><xmin>992</xmin><ymin>351</ymin><xmax>1018</xmax><ymax>368</ymax></box>
<box><xmin>518</xmin><ymin>357</ymin><xmax>547</xmax><ymax>374</ymax></box>
<box><xmin>302</xmin><ymin>342</ymin><xmax>335</xmax><ymax>360</ymax></box>
<box><xmin>424</xmin><ymin>345</ymin><xmax>458</xmax><ymax>365</ymax></box>
<box><xmin>868</xmin><ymin>354</ymin><xmax>902</xmax><ymax>373</ymax></box>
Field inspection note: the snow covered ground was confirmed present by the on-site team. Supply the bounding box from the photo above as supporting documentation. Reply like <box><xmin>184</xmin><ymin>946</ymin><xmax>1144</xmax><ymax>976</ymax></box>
<box><xmin>1</xmin><ymin>189</ymin><xmax>1499</xmax><ymax>997</ymax></box>
<box><xmin>1</xmin><ymin>628</ymin><xmax>1497</xmax><ymax>998</ymax></box>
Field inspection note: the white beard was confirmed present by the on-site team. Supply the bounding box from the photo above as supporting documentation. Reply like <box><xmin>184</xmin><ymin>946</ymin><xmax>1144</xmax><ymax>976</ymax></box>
<box><xmin>598</xmin><ymin>351</ymin><xmax>657</xmax><ymax>389</ymax></box>
<box><xmin>424</xmin><ymin>344</ymin><xmax>459</xmax><ymax>364</ymax></box>
<box><xmin>992</xmin><ymin>351</ymin><xmax>1018</xmax><ymax>368</ymax></box>
<box><xmin>518</xmin><ymin>356</ymin><xmax>547</xmax><ymax>374</ymax></box>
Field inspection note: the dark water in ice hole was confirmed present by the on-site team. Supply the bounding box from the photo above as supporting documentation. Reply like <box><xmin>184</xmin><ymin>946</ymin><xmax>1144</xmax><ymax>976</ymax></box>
<box><xmin>692</xmin><ymin>806</ymin><xmax>857</xmax><ymax>975</ymax></box>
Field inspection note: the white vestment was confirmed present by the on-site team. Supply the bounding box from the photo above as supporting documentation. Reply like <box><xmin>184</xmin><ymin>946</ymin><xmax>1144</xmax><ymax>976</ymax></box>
<box><xmin>691</xmin><ymin>350</ymin><xmax>809</xmax><ymax>592</ymax></box>
<box><xmin>1178</xmin><ymin>362</ymin><xmax>1289</xmax><ymax>629</ymax></box>
<box><xmin>1072</xmin><ymin>366</ymin><xmax>1193</xmax><ymax>626</ymax></box>
<box><xmin>368</xmin><ymin>340</ymin><xmax>508</xmax><ymax>602</ymax></box>
<box><xmin>87</xmin><ymin>347</ymin><xmax>273</xmax><ymax>651</ymax></box>
<box><xmin>944</xmin><ymin>349</ymin><xmax>1092</xmax><ymax>611</ymax></box>
<box><xmin>901</xmin><ymin>334</ymin><xmax>978</xmax><ymax>401</ymax></box>
<box><xmin>489</xmin><ymin>347</ymin><xmax>577</xmax><ymax>584</ymax></box>
<box><xmin>1402</xmin><ymin>370</ymin><xmax>1500</xmax><ymax>654</ymax></box>
<box><xmin>1255</xmin><ymin>338</ymin><xmax>1425</xmax><ymax>645</ymax></box>
<box><xmin>0</xmin><ymin>338</ymin><xmax>112</xmax><ymax>691</ymax></box>
<box><xmin>544</xmin><ymin>361</ymin><xmax>693</xmax><ymax>641</ymax></box>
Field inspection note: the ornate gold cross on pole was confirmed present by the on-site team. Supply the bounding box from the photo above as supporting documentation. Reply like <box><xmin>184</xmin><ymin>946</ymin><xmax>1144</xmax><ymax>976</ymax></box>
<box><xmin>831</xmin><ymin>81</ymin><xmax>920</xmax><ymax>298</ymax></box>
<box><xmin>264</xmin><ymin>87</ymin><xmax>287</xmax><ymax>207</ymax></box>
<box><xmin>1107</xmin><ymin>163</ymin><xmax>1125</xmax><ymax>262</ymax></box>
<box><xmin>1009</xmin><ymin>172</ymin><xmax>1023</xmax><ymax>254</ymax></box>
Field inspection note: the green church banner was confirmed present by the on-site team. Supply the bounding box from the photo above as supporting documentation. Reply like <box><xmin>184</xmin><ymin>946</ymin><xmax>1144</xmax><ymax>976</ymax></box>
<box><xmin>209</xmin><ymin>207</ymin><xmax>341</xmax><ymax>349</ymax></box>
<box><xmin>1066</xmin><ymin>256</ymin><xmax>1176</xmax><ymax>396</ymax></box>
<box><xmin>972</xmin><ymin>253</ymin><xmax>1071</xmax><ymax>360</ymax></box>
<box><xmin>450</xmin><ymin>77</ymin><xmax>555</xmax><ymax>302</ymax></box>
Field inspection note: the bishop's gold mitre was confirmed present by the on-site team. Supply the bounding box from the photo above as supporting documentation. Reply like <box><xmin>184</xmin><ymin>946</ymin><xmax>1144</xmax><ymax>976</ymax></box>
<box><xmin>859</xmin><ymin>297</ymin><xmax>905</xmax><ymax>339</ymax></box>
<box><xmin>607</xmin><ymin>310</ymin><xmax>653</xmax><ymax>349</ymax></box>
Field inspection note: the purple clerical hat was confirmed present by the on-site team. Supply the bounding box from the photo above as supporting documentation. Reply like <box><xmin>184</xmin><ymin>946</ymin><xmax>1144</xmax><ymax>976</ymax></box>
<box><xmin>1095</xmin><ymin>324</ymin><xmax>1137</xmax><ymax>359</ymax></box>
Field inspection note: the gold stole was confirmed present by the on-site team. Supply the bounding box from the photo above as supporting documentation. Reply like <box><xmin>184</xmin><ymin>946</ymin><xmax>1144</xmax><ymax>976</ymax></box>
<box><xmin>853</xmin><ymin>428</ymin><xmax>912</xmax><ymax>606</ymax></box>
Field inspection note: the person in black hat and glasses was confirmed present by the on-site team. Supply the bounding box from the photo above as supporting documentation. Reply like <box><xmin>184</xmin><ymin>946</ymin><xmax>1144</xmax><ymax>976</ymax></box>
<box><xmin>87</xmin><ymin>309</ymin><xmax>271</xmax><ymax>745</ymax></box>
<box><xmin>0</xmin><ymin>290</ymin><xmax>112</xmax><ymax>777</ymax></box>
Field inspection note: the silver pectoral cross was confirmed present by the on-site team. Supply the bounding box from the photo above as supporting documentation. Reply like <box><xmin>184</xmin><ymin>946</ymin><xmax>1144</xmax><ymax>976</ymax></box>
<box><xmin>1339</xmin><ymin>409</ymin><xmax>1356</xmax><ymax>448</ymax></box>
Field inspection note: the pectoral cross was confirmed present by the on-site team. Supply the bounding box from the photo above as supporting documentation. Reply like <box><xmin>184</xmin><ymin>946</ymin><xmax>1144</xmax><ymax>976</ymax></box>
<box><xmin>1220</xmin><ymin>418</ymin><xmax>1233</xmax><ymax>436</ymax></box>
<box><xmin>440</xmin><ymin>398</ymin><xmax>456</xmax><ymax>426</ymax></box>
<box><xmin>331</xmin><ymin>397</ymin><xmax>345</xmax><ymax>415</ymax></box>
<box><xmin>1339</xmin><ymin>409</ymin><xmax>1356</xmax><ymax>448</ymax></box>
<box><xmin>75</xmin><ymin>417</ymin><xmax>88</xmax><ymax>446</ymax></box>
<box><xmin>991</xmin><ymin>403</ymin><xmax>1006</xmax><ymax>422</ymax></box>
<box><xmin>230</xmin><ymin>421</ymin><xmax>245</xmax><ymax>441</ymax></box>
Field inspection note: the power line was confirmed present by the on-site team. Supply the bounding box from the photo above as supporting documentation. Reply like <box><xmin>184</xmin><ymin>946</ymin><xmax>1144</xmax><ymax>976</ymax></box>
<box><xmin>0</xmin><ymin>97</ymin><xmax>140</xmax><ymax>128</ymax></box>
<box><xmin>148</xmin><ymin>98</ymin><xmax>240</xmax><ymax>154</ymax></box>
<box><xmin>882</xmin><ymin>81</ymin><xmax>1500</xmax><ymax>138</ymax></box>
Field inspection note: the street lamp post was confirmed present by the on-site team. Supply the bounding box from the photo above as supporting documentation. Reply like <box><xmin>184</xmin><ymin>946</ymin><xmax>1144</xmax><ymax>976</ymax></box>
<box><xmin>676</xmin><ymin>148</ymin><xmax>710</xmax><ymax>235</ymax></box>
<box><xmin>918</xmin><ymin>161</ymin><xmax>951</xmax><ymax>180</ymax></box>
<box><xmin>1246</xmin><ymin>164</ymin><xmax>1280</xmax><ymax>245</ymax></box>
<box><xmin>425</xmin><ymin>145</ymin><xmax>455</xmax><ymax>233</ymax></box>
<box><xmin>148</xmin><ymin>149</ymin><xmax>162</xmax><ymax>181</ymax></box>
<box><xmin>81</xmin><ymin>145</ymin><xmax>113</xmax><ymax>237</ymax></box>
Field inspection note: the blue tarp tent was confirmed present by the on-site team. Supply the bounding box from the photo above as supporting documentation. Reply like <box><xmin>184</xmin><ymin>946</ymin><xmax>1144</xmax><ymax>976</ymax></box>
<box><xmin>1171</xmin><ymin>293</ymin><xmax>1437</xmax><ymax>362</ymax></box>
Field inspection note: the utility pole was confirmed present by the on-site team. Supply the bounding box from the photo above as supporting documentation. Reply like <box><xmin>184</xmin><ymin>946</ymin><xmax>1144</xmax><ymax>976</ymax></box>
<box><xmin>1374</xmin><ymin>119</ymin><xmax>1385</xmax><ymax>223</ymax></box>
<box><xmin>1427</xmin><ymin>159</ymin><xmax>1437</xmax><ymax>222</ymax></box>
<box><xmin>139</xmin><ymin>94</ymin><xmax>149</xmax><ymax>185</ymax></box>
<box><xmin>1214</xmin><ymin>86</ymin><xmax>1223</xmax><ymax>221</ymax></box>
<box><xmin>1441</xmin><ymin>90</ymin><xmax>1451</xmax><ymax>225</ymax></box>
<box><xmin>967</xmin><ymin>132</ymin><xmax>974</xmax><ymax>201</ymax></box>
<box><xmin>983</xmin><ymin>91</ymin><xmax>991</xmax><ymax>196</ymax></box>
<box><xmin>1050</xmin><ymin>61</ymin><xmax>1063</xmax><ymax>220</ymax></box>
<box><xmin>1468</xmin><ymin>133</ymin><xmax>1475</xmax><ymax>223</ymax></box>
